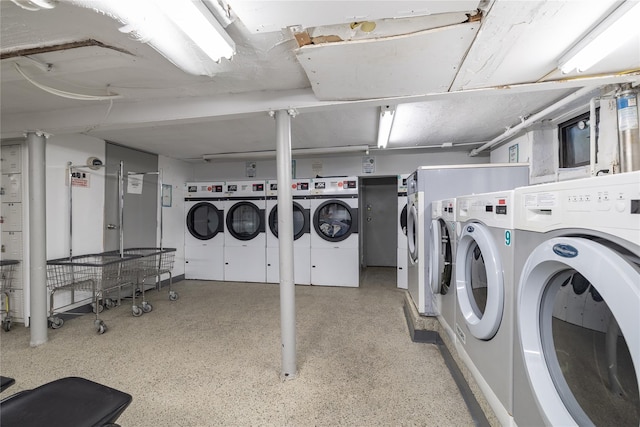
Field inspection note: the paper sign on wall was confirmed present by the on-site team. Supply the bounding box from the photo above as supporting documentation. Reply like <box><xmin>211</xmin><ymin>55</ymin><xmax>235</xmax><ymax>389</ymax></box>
<box><xmin>362</xmin><ymin>156</ymin><xmax>375</xmax><ymax>174</ymax></box>
<box><xmin>71</xmin><ymin>171</ymin><xmax>90</xmax><ymax>188</ymax></box>
<box><xmin>127</xmin><ymin>174</ymin><xmax>144</xmax><ymax>194</ymax></box>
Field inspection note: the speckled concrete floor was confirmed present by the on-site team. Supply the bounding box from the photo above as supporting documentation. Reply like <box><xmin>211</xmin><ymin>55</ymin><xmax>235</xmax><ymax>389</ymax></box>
<box><xmin>1</xmin><ymin>268</ymin><xmax>475</xmax><ymax>426</ymax></box>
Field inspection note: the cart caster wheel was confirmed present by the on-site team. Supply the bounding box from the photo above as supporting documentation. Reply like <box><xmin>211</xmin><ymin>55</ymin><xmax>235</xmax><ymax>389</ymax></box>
<box><xmin>95</xmin><ymin>320</ymin><xmax>107</xmax><ymax>334</ymax></box>
<box><xmin>49</xmin><ymin>317</ymin><xmax>64</xmax><ymax>329</ymax></box>
<box><xmin>92</xmin><ymin>303</ymin><xmax>104</xmax><ymax>314</ymax></box>
<box><xmin>142</xmin><ymin>302</ymin><xmax>153</xmax><ymax>313</ymax></box>
<box><xmin>132</xmin><ymin>306</ymin><xmax>143</xmax><ymax>317</ymax></box>
<box><xmin>104</xmin><ymin>298</ymin><xmax>115</xmax><ymax>309</ymax></box>
<box><xmin>169</xmin><ymin>291</ymin><xmax>179</xmax><ymax>301</ymax></box>
<box><xmin>2</xmin><ymin>318</ymin><xmax>12</xmax><ymax>332</ymax></box>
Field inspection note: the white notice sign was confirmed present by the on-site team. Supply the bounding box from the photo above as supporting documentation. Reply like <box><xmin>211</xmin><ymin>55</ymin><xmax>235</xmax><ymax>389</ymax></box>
<box><xmin>127</xmin><ymin>174</ymin><xmax>144</xmax><ymax>194</ymax></box>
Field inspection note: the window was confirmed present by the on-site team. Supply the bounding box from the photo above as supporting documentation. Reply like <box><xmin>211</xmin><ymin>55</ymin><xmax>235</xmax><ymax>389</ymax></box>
<box><xmin>559</xmin><ymin>110</ymin><xmax>599</xmax><ymax>168</ymax></box>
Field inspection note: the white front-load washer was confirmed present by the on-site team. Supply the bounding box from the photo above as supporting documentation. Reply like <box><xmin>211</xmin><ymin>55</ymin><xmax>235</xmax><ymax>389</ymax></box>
<box><xmin>397</xmin><ymin>174</ymin><xmax>409</xmax><ymax>289</ymax></box>
<box><xmin>454</xmin><ymin>190</ymin><xmax>518</xmax><ymax>426</ymax></box>
<box><xmin>513</xmin><ymin>172</ymin><xmax>640</xmax><ymax>427</ymax></box>
<box><xmin>265</xmin><ymin>179</ymin><xmax>311</xmax><ymax>285</ymax></box>
<box><xmin>310</xmin><ymin>177</ymin><xmax>359</xmax><ymax>287</ymax></box>
<box><xmin>430</xmin><ymin>198</ymin><xmax>457</xmax><ymax>344</ymax></box>
<box><xmin>224</xmin><ymin>180</ymin><xmax>266</xmax><ymax>283</ymax></box>
<box><xmin>184</xmin><ymin>182</ymin><xmax>225</xmax><ymax>280</ymax></box>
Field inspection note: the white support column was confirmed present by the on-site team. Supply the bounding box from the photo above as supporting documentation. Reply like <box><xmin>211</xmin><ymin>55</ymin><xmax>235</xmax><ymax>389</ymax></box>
<box><xmin>275</xmin><ymin>109</ymin><xmax>297</xmax><ymax>379</ymax></box>
<box><xmin>26</xmin><ymin>131</ymin><xmax>48</xmax><ymax>347</ymax></box>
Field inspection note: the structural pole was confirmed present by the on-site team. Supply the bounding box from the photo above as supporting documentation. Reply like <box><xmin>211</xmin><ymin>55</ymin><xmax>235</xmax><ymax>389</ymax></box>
<box><xmin>275</xmin><ymin>109</ymin><xmax>297</xmax><ymax>379</ymax></box>
<box><xmin>26</xmin><ymin>131</ymin><xmax>48</xmax><ymax>347</ymax></box>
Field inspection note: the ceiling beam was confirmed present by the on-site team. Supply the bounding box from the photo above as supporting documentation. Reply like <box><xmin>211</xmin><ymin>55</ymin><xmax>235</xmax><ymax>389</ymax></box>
<box><xmin>2</xmin><ymin>72</ymin><xmax>638</xmax><ymax>139</ymax></box>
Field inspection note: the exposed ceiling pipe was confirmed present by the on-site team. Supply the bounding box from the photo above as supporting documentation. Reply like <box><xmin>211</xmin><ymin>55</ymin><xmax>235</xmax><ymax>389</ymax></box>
<box><xmin>469</xmin><ymin>85</ymin><xmax>598</xmax><ymax>157</ymax></box>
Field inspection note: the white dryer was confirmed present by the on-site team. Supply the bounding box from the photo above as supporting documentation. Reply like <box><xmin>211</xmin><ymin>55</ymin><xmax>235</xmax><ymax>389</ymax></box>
<box><xmin>184</xmin><ymin>182</ymin><xmax>225</xmax><ymax>280</ymax></box>
<box><xmin>397</xmin><ymin>174</ymin><xmax>409</xmax><ymax>289</ymax></box>
<box><xmin>310</xmin><ymin>177</ymin><xmax>359</xmax><ymax>287</ymax></box>
<box><xmin>224</xmin><ymin>180</ymin><xmax>266</xmax><ymax>283</ymax></box>
<box><xmin>406</xmin><ymin>164</ymin><xmax>529</xmax><ymax>315</ymax></box>
<box><xmin>430</xmin><ymin>198</ymin><xmax>457</xmax><ymax>343</ymax></box>
<box><xmin>265</xmin><ymin>179</ymin><xmax>311</xmax><ymax>285</ymax></box>
<box><xmin>512</xmin><ymin>171</ymin><xmax>640</xmax><ymax>427</ymax></box>
<box><xmin>454</xmin><ymin>190</ymin><xmax>517</xmax><ymax>426</ymax></box>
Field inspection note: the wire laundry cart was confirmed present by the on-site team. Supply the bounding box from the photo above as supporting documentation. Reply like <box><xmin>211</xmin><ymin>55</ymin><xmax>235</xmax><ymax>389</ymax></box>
<box><xmin>0</xmin><ymin>260</ymin><xmax>20</xmax><ymax>332</ymax></box>
<box><xmin>46</xmin><ymin>253</ymin><xmax>141</xmax><ymax>334</ymax></box>
<box><xmin>103</xmin><ymin>248</ymin><xmax>177</xmax><ymax>317</ymax></box>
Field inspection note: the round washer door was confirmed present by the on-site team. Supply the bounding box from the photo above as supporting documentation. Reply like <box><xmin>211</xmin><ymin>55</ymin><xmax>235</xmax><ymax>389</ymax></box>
<box><xmin>407</xmin><ymin>202</ymin><xmax>419</xmax><ymax>263</ymax></box>
<box><xmin>186</xmin><ymin>202</ymin><xmax>223</xmax><ymax>240</ymax></box>
<box><xmin>455</xmin><ymin>222</ymin><xmax>504</xmax><ymax>340</ymax></box>
<box><xmin>313</xmin><ymin>200</ymin><xmax>356</xmax><ymax>242</ymax></box>
<box><xmin>400</xmin><ymin>203</ymin><xmax>408</xmax><ymax>235</ymax></box>
<box><xmin>518</xmin><ymin>237</ymin><xmax>640</xmax><ymax>427</ymax></box>
<box><xmin>268</xmin><ymin>202</ymin><xmax>308</xmax><ymax>240</ymax></box>
<box><xmin>226</xmin><ymin>201</ymin><xmax>264</xmax><ymax>241</ymax></box>
<box><xmin>430</xmin><ymin>219</ymin><xmax>453</xmax><ymax>294</ymax></box>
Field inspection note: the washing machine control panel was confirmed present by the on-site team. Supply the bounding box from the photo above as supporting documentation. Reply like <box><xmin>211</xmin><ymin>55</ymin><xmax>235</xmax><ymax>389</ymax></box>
<box><xmin>185</xmin><ymin>182</ymin><xmax>225</xmax><ymax>198</ymax></box>
<box><xmin>311</xmin><ymin>177</ymin><xmax>358</xmax><ymax>195</ymax></box>
<box><xmin>514</xmin><ymin>171</ymin><xmax>640</xmax><ymax>245</ymax></box>
<box><xmin>456</xmin><ymin>191</ymin><xmax>514</xmax><ymax>228</ymax></box>
<box><xmin>224</xmin><ymin>180</ymin><xmax>266</xmax><ymax>197</ymax></box>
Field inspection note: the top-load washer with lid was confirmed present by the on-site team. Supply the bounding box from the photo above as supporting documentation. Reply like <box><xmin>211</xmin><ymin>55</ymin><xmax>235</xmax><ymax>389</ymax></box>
<box><xmin>184</xmin><ymin>182</ymin><xmax>225</xmax><ymax>280</ymax></box>
<box><xmin>265</xmin><ymin>179</ymin><xmax>311</xmax><ymax>285</ymax></box>
<box><xmin>223</xmin><ymin>180</ymin><xmax>266</xmax><ymax>283</ymax></box>
<box><xmin>512</xmin><ymin>171</ymin><xmax>640</xmax><ymax>427</ymax></box>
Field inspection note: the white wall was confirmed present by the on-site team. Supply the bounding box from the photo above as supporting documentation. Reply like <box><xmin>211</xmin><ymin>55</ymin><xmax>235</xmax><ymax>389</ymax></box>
<box><xmin>192</xmin><ymin>149</ymin><xmax>488</xmax><ymax>180</ymax></box>
<box><xmin>46</xmin><ymin>134</ymin><xmax>106</xmax><ymax>259</ymax></box>
<box><xmin>157</xmin><ymin>155</ymin><xmax>193</xmax><ymax>278</ymax></box>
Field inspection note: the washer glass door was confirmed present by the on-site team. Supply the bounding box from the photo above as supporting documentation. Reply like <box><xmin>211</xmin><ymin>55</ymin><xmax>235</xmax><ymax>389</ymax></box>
<box><xmin>519</xmin><ymin>237</ymin><xmax>640</xmax><ymax>426</ymax></box>
<box><xmin>186</xmin><ymin>202</ymin><xmax>222</xmax><ymax>240</ymax></box>
<box><xmin>313</xmin><ymin>200</ymin><xmax>354</xmax><ymax>242</ymax></box>
<box><xmin>226</xmin><ymin>202</ymin><xmax>263</xmax><ymax>241</ymax></box>
<box><xmin>431</xmin><ymin>219</ymin><xmax>453</xmax><ymax>294</ymax></box>
<box><xmin>455</xmin><ymin>221</ymin><xmax>504</xmax><ymax>340</ymax></box>
<box><xmin>269</xmin><ymin>202</ymin><xmax>307</xmax><ymax>240</ymax></box>
<box><xmin>408</xmin><ymin>203</ymin><xmax>419</xmax><ymax>263</ymax></box>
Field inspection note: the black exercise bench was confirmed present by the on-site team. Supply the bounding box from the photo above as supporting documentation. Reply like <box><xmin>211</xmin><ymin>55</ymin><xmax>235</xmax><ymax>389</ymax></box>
<box><xmin>0</xmin><ymin>376</ymin><xmax>132</xmax><ymax>427</ymax></box>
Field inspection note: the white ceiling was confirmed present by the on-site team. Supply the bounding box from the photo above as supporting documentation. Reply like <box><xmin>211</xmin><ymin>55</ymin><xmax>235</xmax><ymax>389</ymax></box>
<box><xmin>1</xmin><ymin>0</ymin><xmax>639</xmax><ymax>162</ymax></box>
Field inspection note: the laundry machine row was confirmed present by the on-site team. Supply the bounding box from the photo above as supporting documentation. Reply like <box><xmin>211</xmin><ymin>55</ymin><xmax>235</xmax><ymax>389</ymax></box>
<box><xmin>406</xmin><ymin>164</ymin><xmax>529</xmax><ymax>316</ymax></box>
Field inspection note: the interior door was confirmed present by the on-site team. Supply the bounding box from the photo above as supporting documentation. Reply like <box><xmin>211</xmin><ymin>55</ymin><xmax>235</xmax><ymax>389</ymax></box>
<box><xmin>361</xmin><ymin>177</ymin><xmax>397</xmax><ymax>267</ymax></box>
<box><xmin>104</xmin><ymin>143</ymin><xmax>158</xmax><ymax>251</ymax></box>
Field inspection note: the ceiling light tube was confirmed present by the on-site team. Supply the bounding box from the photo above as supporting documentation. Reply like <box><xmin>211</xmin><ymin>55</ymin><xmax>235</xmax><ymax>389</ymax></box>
<box><xmin>558</xmin><ymin>1</ymin><xmax>640</xmax><ymax>74</ymax></box>
<box><xmin>377</xmin><ymin>105</ymin><xmax>396</xmax><ymax>149</ymax></box>
<box><xmin>67</xmin><ymin>0</ymin><xmax>235</xmax><ymax>76</ymax></box>
<box><xmin>202</xmin><ymin>145</ymin><xmax>371</xmax><ymax>161</ymax></box>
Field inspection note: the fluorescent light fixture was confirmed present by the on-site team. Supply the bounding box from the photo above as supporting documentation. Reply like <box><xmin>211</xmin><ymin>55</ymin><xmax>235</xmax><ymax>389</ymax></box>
<box><xmin>63</xmin><ymin>0</ymin><xmax>235</xmax><ymax>76</ymax></box>
<box><xmin>203</xmin><ymin>145</ymin><xmax>371</xmax><ymax>161</ymax></box>
<box><xmin>559</xmin><ymin>1</ymin><xmax>640</xmax><ymax>74</ymax></box>
<box><xmin>377</xmin><ymin>105</ymin><xmax>396</xmax><ymax>149</ymax></box>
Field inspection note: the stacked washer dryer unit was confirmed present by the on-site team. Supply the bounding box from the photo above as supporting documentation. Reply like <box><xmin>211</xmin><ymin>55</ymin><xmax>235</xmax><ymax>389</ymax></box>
<box><xmin>265</xmin><ymin>179</ymin><xmax>311</xmax><ymax>285</ymax></box>
<box><xmin>512</xmin><ymin>172</ymin><xmax>640</xmax><ymax>427</ymax></box>
<box><xmin>310</xmin><ymin>177</ymin><xmax>359</xmax><ymax>287</ymax></box>
<box><xmin>406</xmin><ymin>164</ymin><xmax>529</xmax><ymax>315</ymax></box>
<box><xmin>223</xmin><ymin>180</ymin><xmax>266</xmax><ymax>283</ymax></box>
<box><xmin>397</xmin><ymin>174</ymin><xmax>409</xmax><ymax>289</ymax></box>
<box><xmin>430</xmin><ymin>197</ymin><xmax>457</xmax><ymax>343</ymax></box>
<box><xmin>184</xmin><ymin>182</ymin><xmax>225</xmax><ymax>280</ymax></box>
<box><xmin>454</xmin><ymin>190</ymin><xmax>518</xmax><ymax>426</ymax></box>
